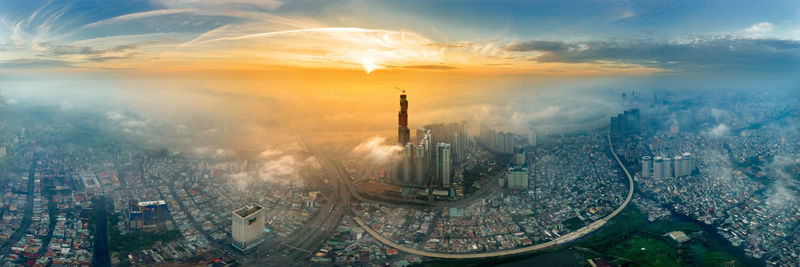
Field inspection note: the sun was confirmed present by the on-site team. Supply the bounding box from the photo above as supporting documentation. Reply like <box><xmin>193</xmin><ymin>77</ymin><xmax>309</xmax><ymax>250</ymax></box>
<box><xmin>360</xmin><ymin>58</ymin><xmax>383</xmax><ymax>74</ymax></box>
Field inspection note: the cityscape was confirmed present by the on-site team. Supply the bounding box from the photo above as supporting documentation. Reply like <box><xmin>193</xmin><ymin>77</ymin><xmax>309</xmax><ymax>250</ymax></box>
<box><xmin>1</xmin><ymin>1</ymin><xmax>799</xmax><ymax>266</ymax></box>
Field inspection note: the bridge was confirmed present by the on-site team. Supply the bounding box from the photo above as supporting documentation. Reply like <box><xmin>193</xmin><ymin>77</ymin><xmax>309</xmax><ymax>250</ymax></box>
<box><xmin>354</xmin><ymin>133</ymin><xmax>634</xmax><ymax>259</ymax></box>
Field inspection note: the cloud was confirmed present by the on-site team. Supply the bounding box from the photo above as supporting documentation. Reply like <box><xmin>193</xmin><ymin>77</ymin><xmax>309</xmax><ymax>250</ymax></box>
<box><xmin>765</xmin><ymin>155</ymin><xmax>798</xmax><ymax>181</ymax></box>
<box><xmin>0</xmin><ymin>58</ymin><xmax>73</xmax><ymax>69</ymax></box>
<box><xmin>353</xmin><ymin>136</ymin><xmax>402</xmax><ymax>164</ymax></box>
<box><xmin>702</xmin><ymin>123</ymin><xmax>730</xmax><ymax>138</ymax></box>
<box><xmin>740</xmin><ymin>22</ymin><xmax>773</xmax><ymax>38</ymax></box>
<box><xmin>106</xmin><ymin>111</ymin><xmax>126</xmax><ymax>121</ymax></box>
<box><xmin>505</xmin><ymin>37</ymin><xmax>800</xmax><ymax>75</ymax></box>
<box><xmin>471</xmin><ymin>95</ymin><xmax>618</xmax><ymax>134</ymax></box>
<box><xmin>710</xmin><ymin>108</ymin><xmax>730</xmax><ymax>122</ymax></box>
<box><xmin>704</xmin><ymin>150</ymin><xmax>734</xmax><ymax>181</ymax></box>
<box><xmin>192</xmin><ymin>146</ymin><xmax>235</xmax><ymax>158</ymax></box>
<box><xmin>259</xmin><ymin>148</ymin><xmax>283</xmax><ymax>158</ymax></box>
<box><xmin>763</xmin><ymin>155</ymin><xmax>799</xmax><ymax>209</ymax></box>
<box><xmin>81</xmin><ymin>9</ymin><xmax>198</xmax><ymax>29</ymax></box>
<box><xmin>156</xmin><ymin>0</ymin><xmax>282</xmax><ymax>11</ymax></box>
<box><xmin>178</xmin><ymin>27</ymin><xmax>456</xmax><ymax>73</ymax></box>
<box><xmin>389</xmin><ymin>64</ymin><xmax>457</xmax><ymax>70</ymax></box>
<box><xmin>766</xmin><ymin>180</ymin><xmax>796</xmax><ymax>210</ymax></box>
<box><xmin>256</xmin><ymin>155</ymin><xmax>300</xmax><ymax>180</ymax></box>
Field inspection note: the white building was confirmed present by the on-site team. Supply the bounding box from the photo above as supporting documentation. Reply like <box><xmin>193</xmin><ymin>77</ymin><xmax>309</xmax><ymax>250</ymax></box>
<box><xmin>641</xmin><ymin>156</ymin><xmax>652</xmax><ymax>178</ymax></box>
<box><xmin>232</xmin><ymin>203</ymin><xmax>266</xmax><ymax>252</ymax></box>
<box><xmin>505</xmin><ymin>164</ymin><xmax>528</xmax><ymax>190</ymax></box>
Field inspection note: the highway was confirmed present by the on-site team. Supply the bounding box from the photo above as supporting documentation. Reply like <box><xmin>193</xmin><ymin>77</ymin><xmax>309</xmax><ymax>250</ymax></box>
<box><xmin>253</xmin><ymin>133</ymin><xmax>352</xmax><ymax>265</ymax></box>
<box><xmin>353</xmin><ymin>133</ymin><xmax>635</xmax><ymax>259</ymax></box>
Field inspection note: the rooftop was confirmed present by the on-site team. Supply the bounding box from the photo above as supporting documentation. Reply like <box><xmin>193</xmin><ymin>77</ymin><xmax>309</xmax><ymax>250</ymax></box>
<box><xmin>234</xmin><ymin>204</ymin><xmax>263</xmax><ymax>218</ymax></box>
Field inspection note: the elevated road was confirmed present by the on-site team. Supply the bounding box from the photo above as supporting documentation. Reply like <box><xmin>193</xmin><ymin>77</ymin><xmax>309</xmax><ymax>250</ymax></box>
<box><xmin>354</xmin><ymin>133</ymin><xmax>634</xmax><ymax>259</ymax></box>
<box><xmin>252</xmin><ymin>132</ymin><xmax>352</xmax><ymax>265</ymax></box>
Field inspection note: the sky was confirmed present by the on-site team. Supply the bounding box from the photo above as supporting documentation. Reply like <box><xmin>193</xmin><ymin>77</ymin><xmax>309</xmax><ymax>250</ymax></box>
<box><xmin>1</xmin><ymin>0</ymin><xmax>799</xmax><ymax>151</ymax></box>
<box><xmin>2</xmin><ymin>0</ymin><xmax>799</xmax><ymax>75</ymax></box>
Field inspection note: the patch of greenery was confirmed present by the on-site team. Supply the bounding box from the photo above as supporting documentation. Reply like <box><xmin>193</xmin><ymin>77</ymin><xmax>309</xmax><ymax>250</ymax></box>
<box><xmin>562</xmin><ymin>217</ymin><xmax>584</xmax><ymax>231</ymax></box>
<box><xmin>606</xmin><ymin>236</ymin><xmax>682</xmax><ymax>266</ymax></box>
<box><xmin>109</xmin><ymin>227</ymin><xmax>182</xmax><ymax>253</ymax></box>
<box><xmin>576</xmin><ymin>207</ymin><xmax>745</xmax><ymax>266</ymax></box>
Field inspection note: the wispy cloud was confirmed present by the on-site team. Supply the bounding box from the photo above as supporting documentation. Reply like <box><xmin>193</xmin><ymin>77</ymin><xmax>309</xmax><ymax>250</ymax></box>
<box><xmin>81</xmin><ymin>9</ymin><xmax>197</xmax><ymax>29</ymax></box>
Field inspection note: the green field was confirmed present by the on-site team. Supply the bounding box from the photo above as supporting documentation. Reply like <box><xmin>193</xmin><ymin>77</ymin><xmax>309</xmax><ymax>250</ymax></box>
<box><xmin>108</xmin><ymin>213</ymin><xmax>182</xmax><ymax>253</ymax></box>
<box><xmin>576</xmin><ymin>207</ymin><xmax>747</xmax><ymax>266</ymax></box>
<box><xmin>606</xmin><ymin>236</ymin><xmax>682</xmax><ymax>266</ymax></box>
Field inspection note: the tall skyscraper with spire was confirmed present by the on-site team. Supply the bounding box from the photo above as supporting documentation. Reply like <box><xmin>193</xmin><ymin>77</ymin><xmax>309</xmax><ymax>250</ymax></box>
<box><xmin>398</xmin><ymin>91</ymin><xmax>410</xmax><ymax>145</ymax></box>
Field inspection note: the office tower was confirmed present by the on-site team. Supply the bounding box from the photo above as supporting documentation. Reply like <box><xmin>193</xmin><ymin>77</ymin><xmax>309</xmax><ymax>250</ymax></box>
<box><xmin>664</xmin><ymin>157</ymin><xmax>673</xmax><ymax>179</ymax></box>
<box><xmin>416</xmin><ymin>128</ymin><xmax>426</xmax><ymax>144</ymax></box>
<box><xmin>453</xmin><ymin>132</ymin><xmax>465</xmax><ymax>163</ymax></box>
<box><xmin>402</xmin><ymin>143</ymin><xmax>414</xmax><ymax>185</ymax></box>
<box><xmin>420</xmin><ymin>130</ymin><xmax>431</xmax><ymax>179</ymax></box>
<box><xmin>529</xmin><ymin>131</ymin><xmax>537</xmax><ymax>147</ymax></box>
<box><xmin>416</xmin><ymin>143</ymin><xmax>427</xmax><ymax>186</ymax></box>
<box><xmin>515</xmin><ymin>148</ymin><xmax>526</xmax><ymax>166</ymax></box>
<box><xmin>452</xmin><ymin>121</ymin><xmax>468</xmax><ymax>163</ymax></box>
<box><xmin>436</xmin><ymin>143</ymin><xmax>452</xmax><ymax>188</ymax></box>
<box><xmin>398</xmin><ymin>92</ymin><xmax>410</xmax><ymax>145</ymax></box>
<box><xmin>653</xmin><ymin>156</ymin><xmax>664</xmax><ymax>180</ymax></box>
<box><xmin>0</xmin><ymin>145</ymin><xmax>5</xmax><ymax>158</ymax></box>
<box><xmin>232</xmin><ymin>203</ymin><xmax>266</xmax><ymax>252</ymax></box>
<box><xmin>641</xmin><ymin>156</ymin><xmax>652</xmax><ymax>178</ymax></box>
<box><xmin>610</xmin><ymin>108</ymin><xmax>641</xmax><ymax>135</ymax></box>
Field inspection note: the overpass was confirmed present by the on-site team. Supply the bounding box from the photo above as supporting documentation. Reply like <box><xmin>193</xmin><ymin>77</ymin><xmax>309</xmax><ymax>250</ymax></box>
<box><xmin>354</xmin><ymin>133</ymin><xmax>635</xmax><ymax>259</ymax></box>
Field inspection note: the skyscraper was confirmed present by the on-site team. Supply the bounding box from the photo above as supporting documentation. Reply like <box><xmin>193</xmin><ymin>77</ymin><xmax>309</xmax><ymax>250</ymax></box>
<box><xmin>436</xmin><ymin>143</ymin><xmax>452</xmax><ymax>188</ymax></box>
<box><xmin>415</xmin><ymin>143</ymin><xmax>427</xmax><ymax>186</ymax></box>
<box><xmin>402</xmin><ymin>143</ymin><xmax>414</xmax><ymax>185</ymax></box>
<box><xmin>398</xmin><ymin>91</ymin><xmax>410</xmax><ymax>145</ymax></box>
<box><xmin>232</xmin><ymin>203</ymin><xmax>266</xmax><ymax>252</ymax></box>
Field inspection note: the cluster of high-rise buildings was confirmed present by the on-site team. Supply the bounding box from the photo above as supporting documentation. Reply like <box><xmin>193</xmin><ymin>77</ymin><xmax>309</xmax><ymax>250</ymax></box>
<box><xmin>478</xmin><ymin>125</ymin><xmax>515</xmax><ymax>154</ymax></box>
<box><xmin>610</xmin><ymin>108</ymin><xmax>641</xmax><ymax>135</ymax></box>
<box><xmin>396</xmin><ymin>92</ymin><xmax>467</xmax><ymax>189</ymax></box>
<box><xmin>641</xmin><ymin>152</ymin><xmax>696</xmax><ymax>179</ymax></box>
